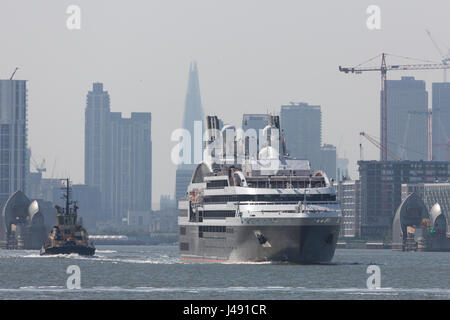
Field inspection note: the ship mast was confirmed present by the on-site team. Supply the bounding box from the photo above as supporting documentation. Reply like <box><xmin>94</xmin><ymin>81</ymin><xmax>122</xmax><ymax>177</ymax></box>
<box><xmin>63</xmin><ymin>178</ymin><xmax>72</xmax><ymax>214</ymax></box>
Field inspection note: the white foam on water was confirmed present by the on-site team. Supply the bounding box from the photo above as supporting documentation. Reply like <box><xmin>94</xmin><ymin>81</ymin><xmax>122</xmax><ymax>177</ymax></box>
<box><xmin>14</xmin><ymin>250</ymin><xmax>180</xmax><ymax>265</ymax></box>
<box><xmin>0</xmin><ymin>286</ymin><xmax>448</xmax><ymax>296</ymax></box>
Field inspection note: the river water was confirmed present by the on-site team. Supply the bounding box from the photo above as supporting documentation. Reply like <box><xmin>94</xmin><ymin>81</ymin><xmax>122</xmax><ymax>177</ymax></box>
<box><xmin>0</xmin><ymin>245</ymin><xmax>449</xmax><ymax>300</ymax></box>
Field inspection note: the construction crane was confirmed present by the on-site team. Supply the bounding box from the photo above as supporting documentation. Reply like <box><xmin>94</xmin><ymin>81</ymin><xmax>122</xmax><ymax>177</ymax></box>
<box><xmin>426</xmin><ymin>29</ymin><xmax>450</xmax><ymax>82</ymax></box>
<box><xmin>9</xmin><ymin>67</ymin><xmax>19</xmax><ymax>80</ymax></box>
<box><xmin>339</xmin><ymin>53</ymin><xmax>450</xmax><ymax>161</ymax></box>
<box><xmin>359</xmin><ymin>131</ymin><xmax>401</xmax><ymax>161</ymax></box>
<box><xmin>31</xmin><ymin>156</ymin><xmax>46</xmax><ymax>174</ymax></box>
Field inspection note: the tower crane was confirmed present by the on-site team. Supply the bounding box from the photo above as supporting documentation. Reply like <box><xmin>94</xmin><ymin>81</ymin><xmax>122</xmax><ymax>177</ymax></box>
<box><xmin>359</xmin><ymin>131</ymin><xmax>401</xmax><ymax>161</ymax></box>
<box><xmin>31</xmin><ymin>156</ymin><xmax>46</xmax><ymax>174</ymax></box>
<box><xmin>426</xmin><ymin>29</ymin><xmax>450</xmax><ymax>82</ymax></box>
<box><xmin>9</xmin><ymin>67</ymin><xmax>19</xmax><ymax>80</ymax></box>
<box><xmin>339</xmin><ymin>53</ymin><xmax>450</xmax><ymax>161</ymax></box>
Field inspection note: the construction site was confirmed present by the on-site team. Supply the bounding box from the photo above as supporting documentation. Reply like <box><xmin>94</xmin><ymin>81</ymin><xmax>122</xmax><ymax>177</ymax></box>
<box><xmin>337</xmin><ymin>30</ymin><xmax>450</xmax><ymax>248</ymax></box>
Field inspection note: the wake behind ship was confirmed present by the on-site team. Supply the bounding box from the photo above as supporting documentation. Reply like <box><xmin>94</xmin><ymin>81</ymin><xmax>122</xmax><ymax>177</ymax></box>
<box><xmin>178</xmin><ymin>115</ymin><xmax>341</xmax><ymax>264</ymax></box>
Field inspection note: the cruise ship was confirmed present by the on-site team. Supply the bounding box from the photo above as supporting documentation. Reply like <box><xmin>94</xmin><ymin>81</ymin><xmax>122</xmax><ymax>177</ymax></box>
<box><xmin>178</xmin><ymin>115</ymin><xmax>341</xmax><ymax>264</ymax></box>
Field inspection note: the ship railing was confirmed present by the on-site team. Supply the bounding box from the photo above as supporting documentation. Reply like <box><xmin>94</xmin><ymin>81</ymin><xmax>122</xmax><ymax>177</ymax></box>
<box><xmin>237</xmin><ymin>201</ymin><xmax>338</xmax><ymax>206</ymax></box>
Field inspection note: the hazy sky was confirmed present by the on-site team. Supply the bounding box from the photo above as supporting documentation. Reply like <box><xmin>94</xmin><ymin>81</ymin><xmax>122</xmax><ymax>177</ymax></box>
<box><xmin>1</xmin><ymin>0</ymin><xmax>449</xmax><ymax>207</ymax></box>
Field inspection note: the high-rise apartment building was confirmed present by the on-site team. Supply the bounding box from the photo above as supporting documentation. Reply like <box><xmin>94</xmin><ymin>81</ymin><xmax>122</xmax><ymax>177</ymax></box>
<box><xmin>432</xmin><ymin>82</ymin><xmax>450</xmax><ymax>161</ymax></box>
<box><xmin>0</xmin><ymin>80</ymin><xmax>29</xmax><ymax>209</ymax></box>
<box><xmin>110</xmin><ymin>112</ymin><xmax>152</xmax><ymax>222</ymax></box>
<box><xmin>280</xmin><ymin>102</ymin><xmax>336</xmax><ymax>178</ymax></box>
<box><xmin>386</xmin><ymin>77</ymin><xmax>428</xmax><ymax>160</ymax></box>
<box><xmin>280</xmin><ymin>102</ymin><xmax>321</xmax><ymax>166</ymax></box>
<box><xmin>84</xmin><ymin>83</ymin><xmax>111</xmax><ymax>220</ymax></box>
<box><xmin>84</xmin><ymin>83</ymin><xmax>152</xmax><ymax>223</ymax></box>
<box><xmin>319</xmin><ymin>144</ymin><xmax>337</xmax><ymax>180</ymax></box>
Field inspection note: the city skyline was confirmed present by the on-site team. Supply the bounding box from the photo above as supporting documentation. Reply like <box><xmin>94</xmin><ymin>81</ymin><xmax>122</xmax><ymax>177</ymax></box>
<box><xmin>1</xmin><ymin>1</ymin><xmax>449</xmax><ymax>205</ymax></box>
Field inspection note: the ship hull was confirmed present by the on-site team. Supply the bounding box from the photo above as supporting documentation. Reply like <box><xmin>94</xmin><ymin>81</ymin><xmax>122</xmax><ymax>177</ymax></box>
<box><xmin>179</xmin><ymin>224</ymin><xmax>340</xmax><ymax>264</ymax></box>
<box><xmin>40</xmin><ymin>245</ymin><xmax>95</xmax><ymax>256</ymax></box>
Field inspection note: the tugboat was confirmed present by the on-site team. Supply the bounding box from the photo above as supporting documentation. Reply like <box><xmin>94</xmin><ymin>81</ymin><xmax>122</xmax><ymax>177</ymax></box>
<box><xmin>40</xmin><ymin>179</ymin><xmax>95</xmax><ymax>256</ymax></box>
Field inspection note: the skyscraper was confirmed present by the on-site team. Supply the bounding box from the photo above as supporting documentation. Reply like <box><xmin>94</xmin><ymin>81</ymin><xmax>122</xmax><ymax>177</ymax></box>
<box><xmin>182</xmin><ymin>62</ymin><xmax>204</xmax><ymax>161</ymax></box>
<box><xmin>432</xmin><ymin>82</ymin><xmax>450</xmax><ymax>161</ymax></box>
<box><xmin>175</xmin><ymin>62</ymin><xmax>204</xmax><ymax>202</ymax></box>
<box><xmin>84</xmin><ymin>83</ymin><xmax>111</xmax><ymax>220</ymax></box>
<box><xmin>280</xmin><ymin>102</ymin><xmax>322</xmax><ymax>167</ymax></box>
<box><xmin>386</xmin><ymin>76</ymin><xmax>428</xmax><ymax>161</ymax></box>
<box><xmin>110</xmin><ymin>112</ymin><xmax>152</xmax><ymax>222</ymax></box>
<box><xmin>319</xmin><ymin>144</ymin><xmax>337</xmax><ymax>180</ymax></box>
<box><xmin>0</xmin><ymin>80</ymin><xmax>29</xmax><ymax>209</ymax></box>
<box><xmin>84</xmin><ymin>83</ymin><xmax>152</xmax><ymax>223</ymax></box>
<box><xmin>280</xmin><ymin>102</ymin><xmax>336</xmax><ymax>178</ymax></box>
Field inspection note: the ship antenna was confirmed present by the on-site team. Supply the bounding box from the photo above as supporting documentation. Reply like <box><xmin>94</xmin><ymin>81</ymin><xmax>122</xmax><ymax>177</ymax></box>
<box><xmin>62</xmin><ymin>178</ymin><xmax>71</xmax><ymax>214</ymax></box>
<box><xmin>66</xmin><ymin>178</ymin><xmax>69</xmax><ymax>214</ymax></box>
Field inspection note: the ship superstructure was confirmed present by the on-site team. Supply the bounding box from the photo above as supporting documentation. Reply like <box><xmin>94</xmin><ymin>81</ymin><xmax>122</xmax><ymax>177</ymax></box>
<box><xmin>178</xmin><ymin>115</ymin><xmax>341</xmax><ymax>263</ymax></box>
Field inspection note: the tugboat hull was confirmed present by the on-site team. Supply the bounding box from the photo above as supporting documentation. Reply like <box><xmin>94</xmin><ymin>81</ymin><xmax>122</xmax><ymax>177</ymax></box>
<box><xmin>40</xmin><ymin>245</ymin><xmax>95</xmax><ymax>256</ymax></box>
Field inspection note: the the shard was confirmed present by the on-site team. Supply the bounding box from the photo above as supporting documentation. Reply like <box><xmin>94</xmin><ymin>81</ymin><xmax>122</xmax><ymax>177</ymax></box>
<box><xmin>175</xmin><ymin>62</ymin><xmax>205</xmax><ymax>201</ymax></box>
<box><xmin>182</xmin><ymin>61</ymin><xmax>204</xmax><ymax>146</ymax></box>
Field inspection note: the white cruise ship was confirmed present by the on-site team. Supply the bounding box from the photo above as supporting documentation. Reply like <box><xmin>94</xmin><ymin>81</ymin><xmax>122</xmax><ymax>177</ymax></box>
<box><xmin>178</xmin><ymin>115</ymin><xmax>341</xmax><ymax>263</ymax></box>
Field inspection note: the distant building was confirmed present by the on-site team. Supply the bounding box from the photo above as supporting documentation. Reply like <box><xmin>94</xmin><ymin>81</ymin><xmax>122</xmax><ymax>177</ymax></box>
<box><xmin>28</xmin><ymin>172</ymin><xmax>60</xmax><ymax>202</ymax></box>
<box><xmin>182</xmin><ymin>62</ymin><xmax>204</xmax><ymax>162</ymax></box>
<box><xmin>127</xmin><ymin>210</ymin><xmax>150</xmax><ymax>227</ymax></box>
<box><xmin>336</xmin><ymin>180</ymin><xmax>361</xmax><ymax>238</ymax></box>
<box><xmin>432</xmin><ymin>82</ymin><xmax>450</xmax><ymax>161</ymax></box>
<box><xmin>0</xmin><ymin>80</ymin><xmax>29</xmax><ymax>211</ymax></box>
<box><xmin>280</xmin><ymin>102</ymin><xmax>321</xmax><ymax>167</ymax></box>
<box><xmin>337</xmin><ymin>157</ymin><xmax>350</xmax><ymax>181</ymax></box>
<box><xmin>175</xmin><ymin>164</ymin><xmax>196</xmax><ymax>202</ymax></box>
<box><xmin>386</xmin><ymin>77</ymin><xmax>428</xmax><ymax>160</ymax></box>
<box><xmin>52</xmin><ymin>183</ymin><xmax>102</xmax><ymax>230</ymax></box>
<box><xmin>319</xmin><ymin>144</ymin><xmax>336</xmax><ymax>180</ymax></box>
<box><xmin>109</xmin><ymin>112</ymin><xmax>152</xmax><ymax>223</ymax></box>
<box><xmin>175</xmin><ymin>62</ymin><xmax>204</xmax><ymax>202</ymax></box>
<box><xmin>85</xmin><ymin>83</ymin><xmax>111</xmax><ymax>221</ymax></box>
<box><xmin>149</xmin><ymin>210</ymin><xmax>178</xmax><ymax>234</ymax></box>
<box><xmin>150</xmin><ymin>194</ymin><xmax>178</xmax><ymax>233</ymax></box>
<box><xmin>84</xmin><ymin>83</ymin><xmax>152</xmax><ymax>224</ymax></box>
<box><xmin>401</xmin><ymin>182</ymin><xmax>450</xmax><ymax>235</ymax></box>
<box><xmin>280</xmin><ymin>102</ymin><xmax>336</xmax><ymax>177</ymax></box>
<box><xmin>160</xmin><ymin>194</ymin><xmax>177</xmax><ymax>214</ymax></box>
<box><xmin>358</xmin><ymin>160</ymin><xmax>450</xmax><ymax>240</ymax></box>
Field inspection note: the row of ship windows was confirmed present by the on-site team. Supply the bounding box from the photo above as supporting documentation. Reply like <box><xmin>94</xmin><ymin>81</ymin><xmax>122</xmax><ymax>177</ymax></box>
<box><xmin>179</xmin><ymin>210</ymin><xmax>236</xmax><ymax>218</ymax></box>
<box><xmin>200</xmin><ymin>210</ymin><xmax>236</xmax><ymax>218</ymax></box>
<box><xmin>199</xmin><ymin>226</ymin><xmax>226</xmax><ymax>233</ymax></box>
<box><xmin>203</xmin><ymin>194</ymin><xmax>336</xmax><ymax>203</ymax></box>
<box><xmin>179</xmin><ymin>226</ymin><xmax>234</xmax><ymax>235</ymax></box>
<box><xmin>206</xmin><ymin>180</ymin><xmax>326</xmax><ymax>189</ymax></box>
